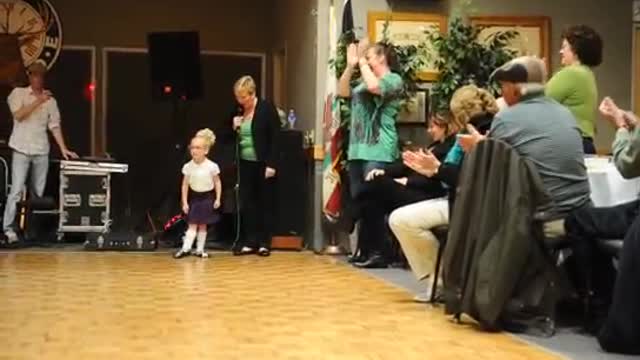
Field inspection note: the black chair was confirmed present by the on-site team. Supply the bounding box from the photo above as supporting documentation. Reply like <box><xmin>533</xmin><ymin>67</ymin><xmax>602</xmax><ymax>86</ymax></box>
<box><xmin>531</xmin><ymin>209</ymin><xmax>611</xmax><ymax>337</ymax></box>
<box><xmin>532</xmin><ymin>211</ymin><xmax>572</xmax><ymax>336</ymax></box>
<box><xmin>534</xmin><ymin>214</ymin><xmax>630</xmax><ymax>337</ymax></box>
<box><xmin>596</xmin><ymin>239</ymin><xmax>624</xmax><ymax>259</ymax></box>
<box><xmin>429</xmin><ymin>224</ymin><xmax>449</xmax><ymax>303</ymax></box>
<box><xmin>19</xmin><ymin>196</ymin><xmax>58</xmax><ymax>243</ymax></box>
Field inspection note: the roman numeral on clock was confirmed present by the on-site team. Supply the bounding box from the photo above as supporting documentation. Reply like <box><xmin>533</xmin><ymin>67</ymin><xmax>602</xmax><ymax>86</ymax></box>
<box><xmin>45</xmin><ymin>36</ymin><xmax>59</xmax><ymax>48</ymax></box>
<box><xmin>25</xmin><ymin>42</ymin><xmax>39</xmax><ymax>57</ymax></box>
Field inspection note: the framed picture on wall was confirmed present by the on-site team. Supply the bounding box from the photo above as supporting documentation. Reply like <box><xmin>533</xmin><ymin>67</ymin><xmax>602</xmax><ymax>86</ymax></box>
<box><xmin>367</xmin><ymin>12</ymin><xmax>447</xmax><ymax>81</ymax></box>
<box><xmin>397</xmin><ymin>90</ymin><xmax>429</xmax><ymax>124</ymax></box>
<box><xmin>470</xmin><ymin>16</ymin><xmax>551</xmax><ymax>72</ymax></box>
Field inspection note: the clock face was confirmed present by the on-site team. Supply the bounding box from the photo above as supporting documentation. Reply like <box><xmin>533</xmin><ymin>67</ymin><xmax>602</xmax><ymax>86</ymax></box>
<box><xmin>0</xmin><ymin>0</ymin><xmax>63</xmax><ymax>69</ymax></box>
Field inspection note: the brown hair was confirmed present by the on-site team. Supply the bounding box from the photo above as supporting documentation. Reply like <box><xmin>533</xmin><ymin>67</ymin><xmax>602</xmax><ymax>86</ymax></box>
<box><xmin>430</xmin><ymin>111</ymin><xmax>459</xmax><ymax>137</ymax></box>
<box><xmin>562</xmin><ymin>25</ymin><xmax>603</xmax><ymax>67</ymax></box>
<box><xmin>369</xmin><ymin>42</ymin><xmax>399</xmax><ymax>72</ymax></box>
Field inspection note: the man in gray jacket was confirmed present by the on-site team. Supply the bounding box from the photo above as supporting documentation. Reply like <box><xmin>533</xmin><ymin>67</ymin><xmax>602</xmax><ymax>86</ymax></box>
<box><xmin>459</xmin><ymin>56</ymin><xmax>591</xmax><ymax>214</ymax></box>
<box><xmin>565</xmin><ymin>97</ymin><xmax>640</xmax><ymax>354</ymax></box>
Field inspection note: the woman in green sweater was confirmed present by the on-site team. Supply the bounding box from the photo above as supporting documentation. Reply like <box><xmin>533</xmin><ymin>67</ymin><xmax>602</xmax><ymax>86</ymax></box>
<box><xmin>546</xmin><ymin>25</ymin><xmax>603</xmax><ymax>154</ymax></box>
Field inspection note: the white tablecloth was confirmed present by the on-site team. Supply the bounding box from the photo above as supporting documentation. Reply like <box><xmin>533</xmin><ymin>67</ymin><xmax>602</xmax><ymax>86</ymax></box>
<box><xmin>586</xmin><ymin>157</ymin><xmax>640</xmax><ymax>207</ymax></box>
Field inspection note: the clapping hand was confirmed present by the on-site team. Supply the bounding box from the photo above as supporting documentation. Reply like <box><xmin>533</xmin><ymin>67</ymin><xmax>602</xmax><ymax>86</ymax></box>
<box><xmin>599</xmin><ymin>97</ymin><xmax>621</xmax><ymax>118</ymax></box>
<box><xmin>599</xmin><ymin>97</ymin><xmax>627</xmax><ymax>129</ymax></box>
<box><xmin>346</xmin><ymin>38</ymin><xmax>369</xmax><ymax>68</ymax></box>
<box><xmin>402</xmin><ymin>149</ymin><xmax>440</xmax><ymax>177</ymax></box>
<box><xmin>457</xmin><ymin>124</ymin><xmax>486</xmax><ymax>153</ymax></box>
<box><xmin>357</xmin><ymin>38</ymin><xmax>369</xmax><ymax>58</ymax></box>
<box><xmin>347</xmin><ymin>43</ymin><xmax>359</xmax><ymax>67</ymax></box>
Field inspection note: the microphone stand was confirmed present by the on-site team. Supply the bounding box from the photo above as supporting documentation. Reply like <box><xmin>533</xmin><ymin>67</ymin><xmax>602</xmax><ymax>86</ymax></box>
<box><xmin>230</xmin><ymin>107</ymin><xmax>243</xmax><ymax>250</ymax></box>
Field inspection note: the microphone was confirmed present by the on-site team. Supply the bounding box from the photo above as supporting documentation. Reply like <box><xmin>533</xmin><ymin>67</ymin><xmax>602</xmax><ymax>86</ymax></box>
<box><xmin>234</xmin><ymin>106</ymin><xmax>243</xmax><ymax>132</ymax></box>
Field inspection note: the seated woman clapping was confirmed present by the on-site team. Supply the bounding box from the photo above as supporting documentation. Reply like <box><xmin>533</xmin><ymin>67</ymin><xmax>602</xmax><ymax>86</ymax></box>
<box><xmin>389</xmin><ymin>85</ymin><xmax>498</xmax><ymax>302</ymax></box>
<box><xmin>350</xmin><ymin>112</ymin><xmax>459</xmax><ymax>268</ymax></box>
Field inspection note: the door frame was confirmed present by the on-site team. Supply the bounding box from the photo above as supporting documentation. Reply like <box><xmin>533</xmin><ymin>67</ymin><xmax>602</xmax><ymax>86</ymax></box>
<box><xmin>633</xmin><ymin>24</ymin><xmax>640</xmax><ymax>113</ymax></box>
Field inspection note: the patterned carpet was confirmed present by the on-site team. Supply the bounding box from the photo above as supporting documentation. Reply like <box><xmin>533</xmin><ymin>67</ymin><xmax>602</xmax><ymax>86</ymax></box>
<box><xmin>0</xmin><ymin>252</ymin><xmax>562</xmax><ymax>360</ymax></box>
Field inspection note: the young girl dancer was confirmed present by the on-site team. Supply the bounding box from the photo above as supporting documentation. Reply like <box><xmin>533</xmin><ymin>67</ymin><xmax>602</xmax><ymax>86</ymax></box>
<box><xmin>174</xmin><ymin>128</ymin><xmax>222</xmax><ymax>259</ymax></box>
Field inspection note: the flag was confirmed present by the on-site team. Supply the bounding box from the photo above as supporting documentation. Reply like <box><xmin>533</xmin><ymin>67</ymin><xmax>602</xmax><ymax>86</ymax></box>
<box><xmin>341</xmin><ymin>0</ymin><xmax>354</xmax><ymax>35</ymax></box>
<box><xmin>322</xmin><ymin>0</ymin><xmax>353</xmax><ymax>220</ymax></box>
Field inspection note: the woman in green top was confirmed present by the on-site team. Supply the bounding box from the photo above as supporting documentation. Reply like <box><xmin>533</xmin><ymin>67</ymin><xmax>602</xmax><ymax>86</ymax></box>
<box><xmin>231</xmin><ymin>75</ymin><xmax>281</xmax><ymax>257</ymax></box>
<box><xmin>546</xmin><ymin>25</ymin><xmax>603</xmax><ymax>154</ymax></box>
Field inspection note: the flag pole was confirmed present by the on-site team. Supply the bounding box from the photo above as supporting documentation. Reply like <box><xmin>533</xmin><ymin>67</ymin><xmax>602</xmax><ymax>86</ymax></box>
<box><xmin>322</xmin><ymin>0</ymin><xmax>354</xmax><ymax>255</ymax></box>
<box><xmin>322</xmin><ymin>0</ymin><xmax>345</xmax><ymax>256</ymax></box>
<box><xmin>324</xmin><ymin>233</ymin><xmax>343</xmax><ymax>255</ymax></box>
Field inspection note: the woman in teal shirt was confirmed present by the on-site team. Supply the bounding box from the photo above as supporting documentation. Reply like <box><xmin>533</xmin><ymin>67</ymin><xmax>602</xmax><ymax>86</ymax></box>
<box><xmin>337</xmin><ymin>39</ymin><xmax>403</xmax><ymax>264</ymax></box>
<box><xmin>337</xmin><ymin>40</ymin><xmax>403</xmax><ymax>197</ymax></box>
<box><xmin>546</xmin><ymin>25</ymin><xmax>603</xmax><ymax>154</ymax></box>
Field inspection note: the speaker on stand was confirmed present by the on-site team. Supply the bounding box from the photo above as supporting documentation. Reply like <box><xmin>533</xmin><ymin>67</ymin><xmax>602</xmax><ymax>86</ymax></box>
<box><xmin>147</xmin><ymin>31</ymin><xmax>203</xmax><ymax>103</ymax></box>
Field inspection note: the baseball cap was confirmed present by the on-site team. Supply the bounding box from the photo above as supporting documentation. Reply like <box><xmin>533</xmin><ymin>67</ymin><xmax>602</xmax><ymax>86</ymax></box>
<box><xmin>491</xmin><ymin>56</ymin><xmax>547</xmax><ymax>85</ymax></box>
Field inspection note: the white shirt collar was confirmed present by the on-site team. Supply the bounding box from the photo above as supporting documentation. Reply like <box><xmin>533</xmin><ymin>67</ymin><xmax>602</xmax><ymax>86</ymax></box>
<box><xmin>28</xmin><ymin>86</ymin><xmax>45</xmax><ymax>96</ymax></box>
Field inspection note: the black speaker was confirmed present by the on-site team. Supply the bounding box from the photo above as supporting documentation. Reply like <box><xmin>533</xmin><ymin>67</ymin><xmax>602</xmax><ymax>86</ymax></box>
<box><xmin>273</xmin><ymin>130</ymin><xmax>308</xmax><ymax>237</ymax></box>
<box><xmin>147</xmin><ymin>31</ymin><xmax>202</xmax><ymax>101</ymax></box>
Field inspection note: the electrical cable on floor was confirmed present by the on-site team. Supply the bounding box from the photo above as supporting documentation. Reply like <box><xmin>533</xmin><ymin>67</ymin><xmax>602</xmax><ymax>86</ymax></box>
<box><xmin>230</xmin><ymin>139</ymin><xmax>241</xmax><ymax>250</ymax></box>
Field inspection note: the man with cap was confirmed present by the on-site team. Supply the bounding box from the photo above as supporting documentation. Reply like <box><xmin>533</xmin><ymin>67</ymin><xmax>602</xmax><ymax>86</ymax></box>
<box><xmin>3</xmin><ymin>61</ymin><xmax>78</xmax><ymax>243</ymax></box>
<box><xmin>458</xmin><ymin>55</ymin><xmax>590</xmax><ymax>215</ymax></box>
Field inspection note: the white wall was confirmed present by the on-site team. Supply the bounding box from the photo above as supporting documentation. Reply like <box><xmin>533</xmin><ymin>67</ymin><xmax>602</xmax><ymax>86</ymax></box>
<box><xmin>274</xmin><ymin>0</ymin><xmax>319</xmax><ymax>133</ymax></box>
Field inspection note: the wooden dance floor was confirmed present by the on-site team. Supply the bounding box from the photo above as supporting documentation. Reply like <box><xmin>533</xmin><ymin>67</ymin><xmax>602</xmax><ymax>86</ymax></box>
<box><xmin>0</xmin><ymin>252</ymin><xmax>560</xmax><ymax>359</ymax></box>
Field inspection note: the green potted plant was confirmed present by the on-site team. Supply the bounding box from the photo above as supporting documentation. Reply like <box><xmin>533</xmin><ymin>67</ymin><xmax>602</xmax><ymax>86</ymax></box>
<box><xmin>427</xmin><ymin>16</ymin><xmax>517</xmax><ymax>113</ymax></box>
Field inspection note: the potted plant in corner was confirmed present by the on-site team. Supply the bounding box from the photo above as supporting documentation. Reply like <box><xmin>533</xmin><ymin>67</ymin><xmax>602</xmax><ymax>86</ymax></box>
<box><xmin>427</xmin><ymin>15</ymin><xmax>517</xmax><ymax>113</ymax></box>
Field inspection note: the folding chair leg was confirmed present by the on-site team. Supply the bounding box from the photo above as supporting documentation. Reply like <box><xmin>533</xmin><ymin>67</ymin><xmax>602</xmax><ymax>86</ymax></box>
<box><xmin>430</xmin><ymin>245</ymin><xmax>444</xmax><ymax>303</ymax></box>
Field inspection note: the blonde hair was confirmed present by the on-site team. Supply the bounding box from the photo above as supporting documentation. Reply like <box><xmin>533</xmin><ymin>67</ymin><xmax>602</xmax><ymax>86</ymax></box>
<box><xmin>449</xmin><ymin>85</ymin><xmax>499</xmax><ymax>127</ymax></box>
<box><xmin>194</xmin><ymin>128</ymin><xmax>216</xmax><ymax>149</ymax></box>
<box><xmin>234</xmin><ymin>75</ymin><xmax>256</xmax><ymax>96</ymax></box>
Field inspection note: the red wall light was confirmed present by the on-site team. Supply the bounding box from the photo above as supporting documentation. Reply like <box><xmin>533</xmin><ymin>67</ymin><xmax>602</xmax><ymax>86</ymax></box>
<box><xmin>84</xmin><ymin>82</ymin><xmax>96</xmax><ymax>101</ymax></box>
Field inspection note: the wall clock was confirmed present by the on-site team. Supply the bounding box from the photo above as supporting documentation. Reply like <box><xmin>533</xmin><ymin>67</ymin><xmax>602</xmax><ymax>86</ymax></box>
<box><xmin>0</xmin><ymin>0</ymin><xmax>63</xmax><ymax>69</ymax></box>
